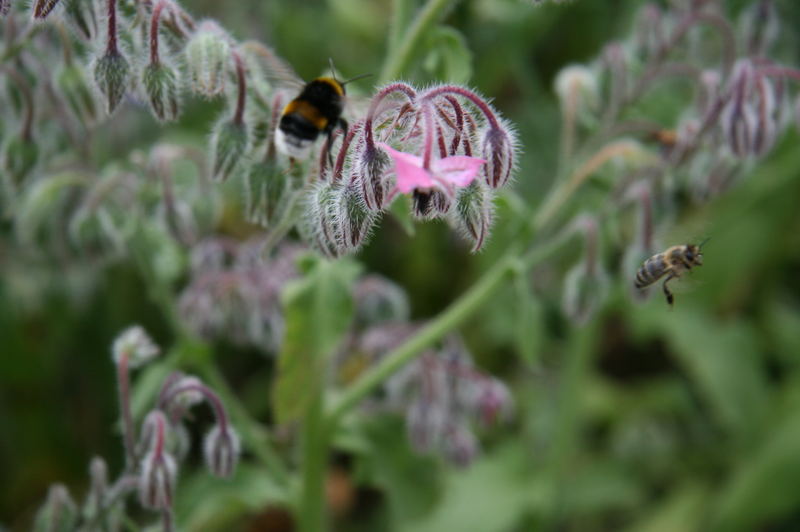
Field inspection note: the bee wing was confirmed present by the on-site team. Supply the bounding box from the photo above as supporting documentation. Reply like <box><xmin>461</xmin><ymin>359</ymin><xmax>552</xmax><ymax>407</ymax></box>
<box><xmin>240</xmin><ymin>40</ymin><xmax>305</xmax><ymax>91</ymax></box>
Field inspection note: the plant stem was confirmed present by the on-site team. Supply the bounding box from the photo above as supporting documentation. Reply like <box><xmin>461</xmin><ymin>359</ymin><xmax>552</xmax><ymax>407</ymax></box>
<box><xmin>379</xmin><ymin>0</ymin><xmax>458</xmax><ymax>83</ymax></box>
<box><xmin>299</xmin><ymin>393</ymin><xmax>327</xmax><ymax>532</ymax></box>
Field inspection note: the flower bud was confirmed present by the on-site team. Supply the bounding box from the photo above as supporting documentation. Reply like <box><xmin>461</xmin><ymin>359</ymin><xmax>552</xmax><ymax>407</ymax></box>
<box><xmin>2</xmin><ymin>135</ymin><xmax>39</xmax><ymax>184</ymax></box>
<box><xmin>167</xmin><ymin>375</ymin><xmax>205</xmax><ymax>409</ymax></box>
<box><xmin>562</xmin><ymin>217</ymin><xmax>608</xmax><ymax>324</ymax></box>
<box><xmin>339</xmin><ymin>182</ymin><xmax>377</xmax><ymax>252</ymax></box>
<box><xmin>244</xmin><ymin>160</ymin><xmax>291</xmax><ymax>227</ymax></box>
<box><xmin>406</xmin><ymin>398</ymin><xmax>448</xmax><ymax>454</ymax></box>
<box><xmin>32</xmin><ymin>0</ymin><xmax>60</xmax><ymax>19</ymax></box>
<box><xmin>751</xmin><ymin>75</ymin><xmax>778</xmax><ymax>157</ymax></box>
<box><xmin>303</xmin><ymin>181</ymin><xmax>340</xmax><ymax>257</ymax></box>
<box><xmin>57</xmin><ymin>64</ymin><xmax>98</xmax><ymax>126</ymax></box>
<box><xmin>441</xmin><ymin>424</ymin><xmax>479</xmax><ymax>467</ymax></box>
<box><xmin>739</xmin><ymin>0</ymin><xmax>779</xmax><ymax>56</ymax></box>
<box><xmin>203</xmin><ymin>424</ymin><xmax>241</xmax><ymax>478</ymax></box>
<box><xmin>138</xmin><ymin>449</ymin><xmax>178</xmax><ymax>509</ymax></box>
<box><xmin>142</xmin><ymin>62</ymin><xmax>181</xmax><ymax>122</ymax></box>
<box><xmin>720</xmin><ymin>61</ymin><xmax>756</xmax><ymax>158</ymax></box>
<box><xmin>93</xmin><ymin>50</ymin><xmax>130</xmax><ymax>114</ymax></box>
<box><xmin>209</xmin><ymin>118</ymin><xmax>249</xmax><ymax>181</ymax></box>
<box><xmin>473</xmin><ymin>379</ymin><xmax>513</xmax><ymax>427</ymax></box>
<box><xmin>1</xmin><ymin>0</ymin><xmax>10</xmax><ymax>16</ymax></box>
<box><xmin>450</xmin><ymin>180</ymin><xmax>494</xmax><ymax>252</ymax></box>
<box><xmin>112</xmin><ymin>325</ymin><xmax>159</xmax><ymax>368</ymax></box>
<box><xmin>480</xmin><ymin>123</ymin><xmax>516</xmax><ymax>189</ymax></box>
<box><xmin>34</xmin><ymin>484</ymin><xmax>78</xmax><ymax>532</ymax></box>
<box><xmin>185</xmin><ymin>21</ymin><xmax>230</xmax><ymax>97</ymax></box>
<box><xmin>554</xmin><ymin>64</ymin><xmax>597</xmax><ymax>113</ymax></box>
<box><xmin>354</xmin><ymin>141</ymin><xmax>390</xmax><ymax>211</ymax></box>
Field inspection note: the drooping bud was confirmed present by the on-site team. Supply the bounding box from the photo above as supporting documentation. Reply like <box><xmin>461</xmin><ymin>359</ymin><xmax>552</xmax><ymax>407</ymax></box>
<box><xmin>112</xmin><ymin>325</ymin><xmax>160</xmax><ymax>368</ymax></box>
<box><xmin>138</xmin><ymin>410</ymin><xmax>177</xmax><ymax>510</ymax></box>
<box><xmin>185</xmin><ymin>21</ymin><xmax>230</xmax><ymax>98</ymax></box>
<box><xmin>751</xmin><ymin>75</ymin><xmax>779</xmax><ymax>157</ymax></box>
<box><xmin>720</xmin><ymin>61</ymin><xmax>756</xmax><ymax>158</ymax></box>
<box><xmin>473</xmin><ymin>379</ymin><xmax>513</xmax><ymax>428</ymax></box>
<box><xmin>31</xmin><ymin>0</ymin><xmax>61</xmax><ymax>19</ymax></box>
<box><xmin>406</xmin><ymin>397</ymin><xmax>448</xmax><ymax>453</ymax></box>
<box><xmin>82</xmin><ymin>457</ymin><xmax>109</xmax><ymax>524</ymax></box>
<box><xmin>57</xmin><ymin>64</ymin><xmax>98</xmax><ymax>126</ymax></box>
<box><xmin>353</xmin><ymin>140</ymin><xmax>390</xmax><ymax>211</ymax></box>
<box><xmin>480</xmin><ymin>123</ymin><xmax>516</xmax><ymax>189</ymax></box>
<box><xmin>93</xmin><ymin>50</ymin><xmax>130</xmax><ymax>114</ymax></box>
<box><xmin>166</xmin><ymin>375</ymin><xmax>205</xmax><ymax>409</ymax></box>
<box><xmin>450</xmin><ymin>180</ymin><xmax>494</xmax><ymax>252</ymax></box>
<box><xmin>562</xmin><ymin>216</ymin><xmax>609</xmax><ymax>324</ymax></box>
<box><xmin>441</xmin><ymin>424</ymin><xmax>479</xmax><ymax>468</ymax></box>
<box><xmin>338</xmin><ymin>182</ymin><xmax>377</xmax><ymax>252</ymax></box>
<box><xmin>142</xmin><ymin>62</ymin><xmax>181</xmax><ymax>122</ymax></box>
<box><xmin>739</xmin><ymin>0</ymin><xmax>779</xmax><ymax>57</ymax></box>
<box><xmin>34</xmin><ymin>485</ymin><xmax>78</xmax><ymax>532</ymax></box>
<box><xmin>209</xmin><ymin>117</ymin><xmax>249</xmax><ymax>181</ymax></box>
<box><xmin>1</xmin><ymin>0</ymin><xmax>11</xmax><ymax>17</ymax></box>
<box><xmin>62</xmin><ymin>0</ymin><xmax>97</xmax><ymax>39</ymax></box>
<box><xmin>203</xmin><ymin>424</ymin><xmax>241</xmax><ymax>478</ymax></box>
<box><xmin>138</xmin><ymin>449</ymin><xmax>178</xmax><ymax>509</ymax></box>
<box><xmin>244</xmin><ymin>160</ymin><xmax>291</xmax><ymax>226</ymax></box>
<box><xmin>554</xmin><ymin>64</ymin><xmax>598</xmax><ymax>115</ymax></box>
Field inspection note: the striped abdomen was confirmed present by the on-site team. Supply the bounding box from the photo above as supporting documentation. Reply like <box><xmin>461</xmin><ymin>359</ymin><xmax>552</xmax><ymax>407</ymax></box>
<box><xmin>635</xmin><ymin>252</ymin><xmax>669</xmax><ymax>289</ymax></box>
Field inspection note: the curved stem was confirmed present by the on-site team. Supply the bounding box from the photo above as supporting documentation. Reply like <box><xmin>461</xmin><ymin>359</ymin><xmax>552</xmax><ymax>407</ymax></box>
<box><xmin>106</xmin><ymin>0</ymin><xmax>118</xmax><ymax>55</ymax></box>
<box><xmin>421</xmin><ymin>85</ymin><xmax>500</xmax><ymax>130</ymax></box>
<box><xmin>379</xmin><ymin>0</ymin><xmax>459</xmax><ymax>83</ymax></box>
<box><xmin>149</xmin><ymin>0</ymin><xmax>168</xmax><ymax>65</ymax></box>
<box><xmin>232</xmin><ymin>50</ymin><xmax>247</xmax><ymax>125</ymax></box>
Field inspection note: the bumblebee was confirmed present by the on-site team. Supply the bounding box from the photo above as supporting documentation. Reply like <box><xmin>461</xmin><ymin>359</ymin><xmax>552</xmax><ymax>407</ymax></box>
<box><xmin>634</xmin><ymin>242</ymin><xmax>706</xmax><ymax>306</ymax></box>
<box><xmin>275</xmin><ymin>76</ymin><xmax>348</xmax><ymax>160</ymax></box>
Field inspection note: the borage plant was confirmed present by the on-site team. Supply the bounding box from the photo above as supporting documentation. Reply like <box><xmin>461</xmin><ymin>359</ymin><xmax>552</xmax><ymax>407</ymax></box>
<box><xmin>3</xmin><ymin>0</ymin><xmax>800</xmax><ymax>530</ymax></box>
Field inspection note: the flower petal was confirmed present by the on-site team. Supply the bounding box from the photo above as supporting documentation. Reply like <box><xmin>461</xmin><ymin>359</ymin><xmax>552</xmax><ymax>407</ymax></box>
<box><xmin>377</xmin><ymin>143</ymin><xmax>434</xmax><ymax>193</ymax></box>
<box><xmin>432</xmin><ymin>155</ymin><xmax>487</xmax><ymax>188</ymax></box>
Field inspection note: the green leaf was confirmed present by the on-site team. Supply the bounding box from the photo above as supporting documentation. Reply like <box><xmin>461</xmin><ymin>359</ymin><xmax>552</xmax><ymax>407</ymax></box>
<box><xmin>272</xmin><ymin>256</ymin><xmax>359</xmax><ymax>424</ymax></box>
<box><xmin>422</xmin><ymin>26</ymin><xmax>473</xmax><ymax>84</ymax></box>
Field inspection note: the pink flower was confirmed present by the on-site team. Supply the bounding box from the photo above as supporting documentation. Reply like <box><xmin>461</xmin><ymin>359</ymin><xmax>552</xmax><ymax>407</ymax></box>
<box><xmin>378</xmin><ymin>143</ymin><xmax>486</xmax><ymax>196</ymax></box>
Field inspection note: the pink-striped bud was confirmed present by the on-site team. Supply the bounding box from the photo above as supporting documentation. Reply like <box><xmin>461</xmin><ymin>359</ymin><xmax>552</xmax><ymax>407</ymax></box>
<box><xmin>450</xmin><ymin>180</ymin><xmax>494</xmax><ymax>252</ymax></box>
<box><xmin>480</xmin><ymin>123</ymin><xmax>516</xmax><ymax>189</ymax></box>
<box><xmin>442</xmin><ymin>424</ymin><xmax>479</xmax><ymax>468</ymax></box>
<box><xmin>353</xmin><ymin>141</ymin><xmax>390</xmax><ymax>211</ymax></box>
<box><xmin>203</xmin><ymin>424</ymin><xmax>241</xmax><ymax>478</ymax></box>
<box><xmin>138</xmin><ymin>449</ymin><xmax>177</xmax><ymax>509</ymax></box>
<box><xmin>31</xmin><ymin>0</ymin><xmax>61</xmax><ymax>19</ymax></box>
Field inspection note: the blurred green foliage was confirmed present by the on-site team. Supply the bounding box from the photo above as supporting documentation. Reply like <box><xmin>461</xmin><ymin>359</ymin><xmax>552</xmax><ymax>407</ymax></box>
<box><xmin>3</xmin><ymin>0</ymin><xmax>800</xmax><ymax>531</ymax></box>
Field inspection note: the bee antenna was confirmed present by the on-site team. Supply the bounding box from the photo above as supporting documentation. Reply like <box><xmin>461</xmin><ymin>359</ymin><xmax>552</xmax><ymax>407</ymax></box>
<box><xmin>328</xmin><ymin>57</ymin><xmax>339</xmax><ymax>83</ymax></box>
<box><xmin>698</xmin><ymin>237</ymin><xmax>711</xmax><ymax>249</ymax></box>
<box><xmin>342</xmin><ymin>73</ymin><xmax>373</xmax><ymax>86</ymax></box>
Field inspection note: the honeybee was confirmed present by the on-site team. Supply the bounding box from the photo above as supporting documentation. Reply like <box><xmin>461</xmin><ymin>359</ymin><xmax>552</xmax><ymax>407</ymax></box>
<box><xmin>634</xmin><ymin>241</ymin><xmax>707</xmax><ymax>306</ymax></box>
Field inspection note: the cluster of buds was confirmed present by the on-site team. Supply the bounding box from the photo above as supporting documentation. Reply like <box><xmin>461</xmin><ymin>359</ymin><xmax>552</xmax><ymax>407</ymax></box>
<box><xmin>34</xmin><ymin>326</ymin><xmax>240</xmax><ymax>531</ymax></box>
<box><xmin>297</xmin><ymin>82</ymin><xmax>518</xmax><ymax>256</ymax></box>
<box><xmin>178</xmin><ymin>239</ymin><xmax>302</xmax><ymax>352</ymax></box>
<box><xmin>339</xmin><ymin>275</ymin><xmax>512</xmax><ymax>467</ymax></box>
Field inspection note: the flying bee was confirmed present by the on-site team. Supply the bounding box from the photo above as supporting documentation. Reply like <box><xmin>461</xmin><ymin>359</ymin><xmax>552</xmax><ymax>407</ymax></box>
<box><xmin>634</xmin><ymin>240</ymin><xmax>708</xmax><ymax>306</ymax></box>
<box><xmin>270</xmin><ymin>59</ymin><xmax>369</xmax><ymax>161</ymax></box>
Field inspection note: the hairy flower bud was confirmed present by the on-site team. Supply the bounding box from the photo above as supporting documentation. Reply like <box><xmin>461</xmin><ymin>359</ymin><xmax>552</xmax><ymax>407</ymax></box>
<box><xmin>185</xmin><ymin>21</ymin><xmax>230</xmax><ymax>97</ymax></box>
<box><xmin>406</xmin><ymin>398</ymin><xmax>448</xmax><ymax>453</ymax></box>
<box><xmin>1</xmin><ymin>0</ymin><xmax>10</xmax><ymax>16</ymax></box>
<box><xmin>751</xmin><ymin>75</ymin><xmax>779</xmax><ymax>157</ymax></box>
<box><xmin>480</xmin><ymin>124</ymin><xmax>516</xmax><ymax>189</ymax></box>
<box><xmin>739</xmin><ymin>0</ymin><xmax>779</xmax><ymax>56</ymax></box>
<box><xmin>450</xmin><ymin>180</ymin><xmax>494</xmax><ymax>252</ymax></box>
<box><xmin>354</xmin><ymin>141</ymin><xmax>390</xmax><ymax>211</ymax></box>
<box><xmin>62</xmin><ymin>0</ymin><xmax>97</xmax><ymax>39</ymax></box>
<box><xmin>112</xmin><ymin>325</ymin><xmax>159</xmax><ymax>368</ymax></box>
<box><xmin>138</xmin><ymin>449</ymin><xmax>177</xmax><ymax>509</ymax></box>
<box><xmin>93</xmin><ymin>50</ymin><xmax>130</xmax><ymax>114</ymax></box>
<box><xmin>721</xmin><ymin>61</ymin><xmax>756</xmax><ymax>158</ymax></box>
<box><xmin>57</xmin><ymin>64</ymin><xmax>97</xmax><ymax>126</ymax></box>
<box><xmin>245</xmin><ymin>160</ymin><xmax>291</xmax><ymax>226</ymax></box>
<box><xmin>203</xmin><ymin>424</ymin><xmax>241</xmax><ymax>478</ymax></box>
<box><xmin>142</xmin><ymin>62</ymin><xmax>181</xmax><ymax>122</ymax></box>
<box><xmin>34</xmin><ymin>485</ymin><xmax>78</xmax><ymax>532</ymax></box>
<box><xmin>209</xmin><ymin>118</ymin><xmax>248</xmax><ymax>181</ymax></box>
<box><xmin>442</xmin><ymin>424</ymin><xmax>479</xmax><ymax>467</ymax></box>
<box><xmin>554</xmin><ymin>64</ymin><xmax>597</xmax><ymax>113</ymax></box>
<box><xmin>32</xmin><ymin>0</ymin><xmax>61</xmax><ymax>19</ymax></box>
<box><xmin>339</xmin><ymin>182</ymin><xmax>377</xmax><ymax>251</ymax></box>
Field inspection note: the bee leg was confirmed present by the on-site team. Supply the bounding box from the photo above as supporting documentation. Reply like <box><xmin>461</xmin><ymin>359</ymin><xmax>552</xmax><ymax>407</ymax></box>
<box><xmin>662</xmin><ymin>273</ymin><xmax>676</xmax><ymax>306</ymax></box>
